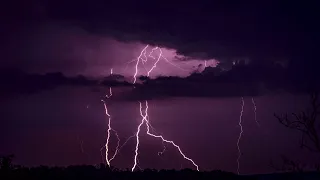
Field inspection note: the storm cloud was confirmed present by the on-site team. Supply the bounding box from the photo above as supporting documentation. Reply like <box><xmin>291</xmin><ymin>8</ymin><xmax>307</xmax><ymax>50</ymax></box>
<box><xmin>44</xmin><ymin>0</ymin><xmax>319</xmax><ymax>59</ymax></box>
<box><xmin>2</xmin><ymin>0</ymin><xmax>319</xmax><ymax>78</ymax></box>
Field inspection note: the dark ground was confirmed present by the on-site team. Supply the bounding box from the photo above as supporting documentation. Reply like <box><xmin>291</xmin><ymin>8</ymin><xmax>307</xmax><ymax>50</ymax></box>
<box><xmin>0</xmin><ymin>163</ymin><xmax>319</xmax><ymax>180</ymax></box>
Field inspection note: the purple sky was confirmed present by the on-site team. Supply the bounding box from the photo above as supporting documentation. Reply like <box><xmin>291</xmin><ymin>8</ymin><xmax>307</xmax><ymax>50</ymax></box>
<box><xmin>1</xmin><ymin>1</ymin><xmax>319</xmax><ymax>175</ymax></box>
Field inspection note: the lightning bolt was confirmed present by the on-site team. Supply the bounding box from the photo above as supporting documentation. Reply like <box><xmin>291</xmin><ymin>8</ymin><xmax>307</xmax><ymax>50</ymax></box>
<box><xmin>118</xmin><ymin>134</ymin><xmax>136</xmax><ymax>151</ymax></box>
<box><xmin>251</xmin><ymin>97</ymin><xmax>259</xmax><ymax>126</ymax></box>
<box><xmin>109</xmin><ymin>129</ymin><xmax>120</xmax><ymax>162</ymax></box>
<box><xmin>132</xmin><ymin>104</ymin><xmax>145</xmax><ymax>171</ymax></box>
<box><xmin>105</xmin><ymin>87</ymin><xmax>112</xmax><ymax>98</ymax></box>
<box><xmin>101</xmin><ymin>100</ymin><xmax>112</xmax><ymax>167</ymax></box>
<box><xmin>237</xmin><ymin>97</ymin><xmax>244</xmax><ymax>175</ymax></box>
<box><xmin>148</xmin><ymin>47</ymin><xmax>158</xmax><ymax>59</ymax></box>
<box><xmin>77</xmin><ymin>135</ymin><xmax>85</xmax><ymax>154</ymax></box>
<box><xmin>105</xmin><ymin>69</ymin><xmax>113</xmax><ymax>98</ymax></box>
<box><xmin>131</xmin><ymin>45</ymin><xmax>187</xmax><ymax>83</ymax></box>
<box><xmin>100</xmin><ymin>46</ymin><xmax>193</xmax><ymax>170</ymax></box>
<box><xmin>100</xmin><ymin>68</ymin><xmax>120</xmax><ymax>167</ymax></box>
<box><xmin>146</xmin><ymin>47</ymin><xmax>162</xmax><ymax>77</ymax></box>
<box><xmin>132</xmin><ymin>101</ymin><xmax>199</xmax><ymax>171</ymax></box>
<box><xmin>157</xmin><ymin>141</ymin><xmax>167</xmax><ymax>156</ymax></box>
<box><xmin>133</xmin><ymin>45</ymin><xmax>149</xmax><ymax>84</ymax></box>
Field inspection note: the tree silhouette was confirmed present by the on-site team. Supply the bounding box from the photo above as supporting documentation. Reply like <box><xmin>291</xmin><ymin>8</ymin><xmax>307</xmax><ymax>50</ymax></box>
<box><xmin>0</xmin><ymin>154</ymin><xmax>14</xmax><ymax>171</ymax></box>
<box><xmin>272</xmin><ymin>92</ymin><xmax>320</xmax><ymax>171</ymax></box>
<box><xmin>274</xmin><ymin>92</ymin><xmax>320</xmax><ymax>152</ymax></box>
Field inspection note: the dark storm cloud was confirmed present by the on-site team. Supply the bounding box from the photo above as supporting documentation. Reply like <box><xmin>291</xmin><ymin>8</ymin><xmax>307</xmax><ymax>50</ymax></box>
<box><xmin>2</xmin><ymin>0</ymin><xmax>319</xmax><ymax>80</ymax></box>
<box><xmin>123</xmin><ymin>62</ymin><xmax>320</xmax><ymax>100</ymax></box>
<box><xmin>43</xmin><ymin>0</ymin><xmax>319</xmax><ymax>61</ymax></box>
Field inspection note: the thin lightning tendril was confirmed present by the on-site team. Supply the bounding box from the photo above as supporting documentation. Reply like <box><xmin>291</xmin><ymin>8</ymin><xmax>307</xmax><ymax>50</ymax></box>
<box><xmin>237</xmin><ymin>97</ymin><xmax>244</xmax><ymax>175</ymax></box>
<box><xmin>157</xmin><ymin>141</ymin><xmax>167</xmax><ymax>156</ymax></box>
<box><xmin>109</xmin><ymin>129</ymin><xmax>120</xmax><ymax>162</ymax></box>
<box><xmin>132</xmin><ymin>101</ymin><xmax>199</xmax><ymax>172</ymax></box>
<box><xmin>118</xmin><ymin>134</ymin><xmax>136</xmax><ymax>151</ymax></box>
<box><xmin>251</xmin><ymin>97</ymin><xmax>259</xmax><ymax>126</ymax></box>
<box><xmin>147</xmin><ymin>48</ymin><xmax>163</xmax><ymax>77</ymax></box>
<box><xmin>161</xmin><ymin>56</ymin><xmax>188</xmax><ymax>71</ymax></box>
<box><xmin>77</xmin><ymin>136</ymin><xmax>85</xmax><ymax>154</ymax></box>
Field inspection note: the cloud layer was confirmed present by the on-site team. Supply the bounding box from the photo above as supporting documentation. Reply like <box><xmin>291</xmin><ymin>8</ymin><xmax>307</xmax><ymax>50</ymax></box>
<box><xmin>2</xmin><ymin>0</ymin><xmax>319</xmax><ymax>80</ymax></box>
<box><xmin>44</xmin><ymin>0</ymin><xmax>319</xmax><ymax>60</ymax></box>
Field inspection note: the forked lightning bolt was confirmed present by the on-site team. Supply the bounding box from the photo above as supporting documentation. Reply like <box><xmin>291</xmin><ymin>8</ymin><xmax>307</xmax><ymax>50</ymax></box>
<box><xmin>131</xmin><ymin>45</ymin><xmax>187</xmax><ymax>84</ymax></box>
<box><xmin>132</xmin><ymin>101</ymin><xmax>199</xmax><ymax>171</ymax></box>
<box><xmin>133</xmin><ymin>45</ymin><xmax>149</xmax><ymax>84</ymax></box>
<box><xmin>237</xmin><ymin>97</ymin><xmax>244</xmax><ymax>175</ymax></box>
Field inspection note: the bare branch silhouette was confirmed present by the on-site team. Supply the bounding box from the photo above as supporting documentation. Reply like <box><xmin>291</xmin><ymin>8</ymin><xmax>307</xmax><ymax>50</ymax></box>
<box><xmin>274</xmin><ymin>92</ymin><xmax>320</xmax><ymax>153</ymax></box>
<box><xmin>272</xmin><ymin>92</ymin><xmax>320</xmax><ymax>172</ymax></box>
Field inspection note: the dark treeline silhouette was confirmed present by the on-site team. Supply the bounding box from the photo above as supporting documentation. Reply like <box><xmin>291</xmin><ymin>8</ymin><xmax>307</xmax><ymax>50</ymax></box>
<box><xmin>1</xmin><ymin>155</ymin><xmax>319</xmax><ymax>180</ymax></box>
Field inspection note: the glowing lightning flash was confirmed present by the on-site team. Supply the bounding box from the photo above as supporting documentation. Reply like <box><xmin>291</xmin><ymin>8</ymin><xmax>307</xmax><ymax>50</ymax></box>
<box><xmin>236</xmin><ymin>97</ymin><xmax>244</xmax><ymax>175</ymax></box>
<box><xmin>131</xmin><ymin>45</ymin><xmax>187</xmax><ymax>84</ymax></box>
<box><xmin>132</xmin><ymin>101</ymin><xmax>199</xmax><ymax>172</ymax></box>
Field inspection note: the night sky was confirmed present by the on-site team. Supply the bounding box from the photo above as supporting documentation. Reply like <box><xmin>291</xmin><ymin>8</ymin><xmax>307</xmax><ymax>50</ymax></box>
<box><xmin>1</xmin><ymin>0</ymin><xmax>320</xmax><ymax>175</ymax></box>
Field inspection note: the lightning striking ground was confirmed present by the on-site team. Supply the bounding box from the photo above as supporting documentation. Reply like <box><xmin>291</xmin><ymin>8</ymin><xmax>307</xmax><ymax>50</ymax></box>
<box><xmin>132</xmin><ymin>101</ymin><xmax>199</xmax><ymax>172</ymax></box>
<box><xmin>100</xmin><ymin>68</ymin><xmax>121</xmax><ymax>167</ymax></box>
<box><xmin>101</xmin><ymin>46</ymin><xmax>195</xmax><ymax>170</ymax></box>
<box><xmin>236</xmin><ymin>97</ymin><xmax>245</xmax><ymax>175</ymax></box>
<box><xmin>132</xmin><ymin>103</ymin><xmax>145</xmax><ymax>171</ymax></box>
<box><xmin>101</xmin><ymin>100</ymin><xmax>112</xmax><ymax>167</ymax></box>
